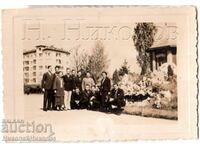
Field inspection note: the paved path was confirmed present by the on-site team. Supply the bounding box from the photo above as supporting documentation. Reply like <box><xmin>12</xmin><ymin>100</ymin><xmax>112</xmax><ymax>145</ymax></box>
<box><xmin>24</xmin><ymin>94</ymin><xmax>177</xmax><ymax>141</ymax></box>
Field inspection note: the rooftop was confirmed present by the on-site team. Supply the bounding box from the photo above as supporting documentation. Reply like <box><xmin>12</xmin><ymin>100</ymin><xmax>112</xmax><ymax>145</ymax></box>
<box><xmin>149</xmin><ymin>23</ymin><xmax>177</xmax><ymax>50</ymax></box>
<box><xmin>23</xmin><ymin>49</ymin><xmax>36</xmax><ymax>55</ymax></box>
<box><xmin>23</xmin><ymin>45</ymin><xmax>70</xmax><ymax>55</ymax></box>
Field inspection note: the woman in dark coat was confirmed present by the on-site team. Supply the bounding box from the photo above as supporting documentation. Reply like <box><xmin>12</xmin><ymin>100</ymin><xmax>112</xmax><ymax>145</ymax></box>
<box><xmin>53</xmin><ymin>71</ymin><xmax>65</xmax><ymax>111</ymax></box>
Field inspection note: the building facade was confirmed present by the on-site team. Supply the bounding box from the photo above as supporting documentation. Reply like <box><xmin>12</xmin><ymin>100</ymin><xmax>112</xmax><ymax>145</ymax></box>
<box><xmin>146</xmin><ymin>23</ymin><xmax>177</xmax><ymax>71</ymax></box>
<box><xmin>147</xmin><ymin>45</ymin><xmax>177</xmax><ymax>71</ymax></box>
<box><xmin>23</xmin><ymin>45</ymin><xmax>70</xmax><ymax>86</ymax></box>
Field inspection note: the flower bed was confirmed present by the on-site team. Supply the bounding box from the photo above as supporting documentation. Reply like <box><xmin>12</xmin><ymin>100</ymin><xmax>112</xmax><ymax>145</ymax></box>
<box><xmin>118</xmin><ymin>62</ymin><xmax>177</xmax><ymax>119</ymax></box>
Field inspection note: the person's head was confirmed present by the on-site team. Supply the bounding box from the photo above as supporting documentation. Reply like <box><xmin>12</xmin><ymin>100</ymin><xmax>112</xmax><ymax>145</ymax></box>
<box><xmin>75</xmin><ymin>87</ymin><xmax>80</xmax><ymax>93</ymax></box>
<box><xmin>58</xmin><ymin>71</ymin><xmax>63</xmax><ymax>77</ymax></box>
<box><xmin>77</xmin><ymin>70</ymin><xmax>82</xmax><ymax>77</ymax></box>
<box><xmin>66</xmin><ymin>68</ymin><xmax>70</xmax><ymax>74</ymax></box>
<box><xmin>113</xmin><ymin>83</ymin><xmax>119</xmax><ymax>90</ymax></box>
<box><xmin>48</xmin><ymin>65</ymin><xmax>52</xmax><ymax>72</ymax></box>
<box><xmin>91</xmin><ymin>85</ymin><xmax>96</xmax><ymax>92</ymax></box>
<box><xmin>86</xmin><ymin>72</ymin><xmax>91</xmax><ymax>78</ymax></box>
<box><xmin>102</xmin><ymin>71</ymin><xmax>107</xmax><ymax>78</ymax></box>
<box><xmin>85</xmin><ymin>84</ymin><xmax>90</xmax><ymax>91</ymax></box>
<box><xmin>72</xmin><ymin>69</ymin><xmax>76</xmax><ymax>75</ymax></box>
<box><xmin>55</xmin><ymin>66</ymin><xmax>60</xmax><ymax>73</ymax></box>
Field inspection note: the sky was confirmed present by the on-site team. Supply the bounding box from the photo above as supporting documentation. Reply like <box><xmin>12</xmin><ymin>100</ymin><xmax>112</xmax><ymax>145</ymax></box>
<box><xmin>22</xmin><ymin>18</ymin><xmax>141</xmax><ymax>76</ymax></box>
<box><xmin>21</xmin><ymin>17</ymin><xmax>176</xmax><ymax>76</ymax></box>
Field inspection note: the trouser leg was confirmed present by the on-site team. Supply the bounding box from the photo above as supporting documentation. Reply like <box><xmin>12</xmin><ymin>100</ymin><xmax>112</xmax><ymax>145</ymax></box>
<box><xmin>68</xmin><ymin>91</ymin><xmax>72</xmax><ymax>109</ymax></box>
<box><xmin>47</xmin><ymin>90</ymin><xmax>52</xmax><ymax>110</ymax></box>
<box><xmin>64</xmin><ymin>91</ymin><xmax>72</xmax><ymax>109</ymax></box>
<box><xmin>43</xmin><ymin>90</ymin><xmax>48</xmax><ymax>111</ymax></box>
<box><xmin>51</xmin><ymin>91</ymin><xmax>55</xmax><ymax>110</ymax></box>
<box><xmin>64</xmin><ymin>91</ymin><xmax>68</xmax><ymax>108</ymax></box>
<box><xmin>100</xmin><ymin>92</ymin><xmax>108</xmax><ymax>111</ymax></box>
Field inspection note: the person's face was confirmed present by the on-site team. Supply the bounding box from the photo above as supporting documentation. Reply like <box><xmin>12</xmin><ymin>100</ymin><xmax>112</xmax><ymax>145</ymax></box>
<box><xmin>114</xmin><ymin>84</ymin><xmax>118</xmax><ymax>90</ymax></box>
<box><xmin>91</xmin><ymin>87</ymin><xmax>96</xmax><ymax>92</ymax></box>
<box><xmin>78</xmin><ymin>72</ymin><xmax>81</xmax><ymax>76</ymax></box>
<box><xmin>72</xmin><ymin>71</ymin><xmax>76</xmax><ymax>75</ymax></box>
<box><xmin>55</xmin><ymin>67</ymin><xmax>59</xmax><ymax>73</ymax></box>
<box><xmin>75</xmin><ymin>88</ymin><xmax>79</xmax><ymax>93</ymax></box>
<box><xmin>102</xmin><ymin>73</ymin><xmax>106</xmax><ymax>78</ymax></box>
<box><xmin>85</xmin><ymin>86</ymin><xmax>90</xmax><ymax>91</ymax></box>
<box><xmin>48</xmin><ymin>67</ymin><xmax>52</xmax><ymax>72</ymax></box>
<box><xmin>66</xmin><ymin>69</ymin><xmax>70</xmax><ymax>74</ymax></box>
<box><xmin>86</xmin><ymin>73</ymin><xmax>90</xmax><ymax>77</ymax></box>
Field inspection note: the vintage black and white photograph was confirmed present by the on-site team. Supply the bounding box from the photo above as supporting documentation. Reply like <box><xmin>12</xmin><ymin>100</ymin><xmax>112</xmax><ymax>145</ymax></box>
<box><xmin>23</xmin><ymin>22</ymin><xmax>177</xmax><ymax>117</ymax></box>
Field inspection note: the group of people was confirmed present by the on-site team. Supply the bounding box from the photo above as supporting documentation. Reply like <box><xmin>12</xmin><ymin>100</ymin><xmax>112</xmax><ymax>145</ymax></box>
<box><xmin>41</xmin><ymin>66</ymin><xmax>126</xmax><ymax>113</ymax></box>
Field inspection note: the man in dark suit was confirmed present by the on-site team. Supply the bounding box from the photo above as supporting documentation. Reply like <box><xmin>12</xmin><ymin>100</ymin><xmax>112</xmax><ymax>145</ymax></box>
<box><xmin>89</xmin><ymin>86</ymin><xmax>101</xmax><ymax>110</ymax></box>
<box><xmin>108</xmin><ymin>83</ymin><xmax>126</xmax><ymax>111</ymax></box>
<box><xmin>71</xmin><ymin>69</ymin><xmax>77</xmax><ymax>91</ymax></box>
<box><xmin>75</xmin><ymin>70</ymin><xmax>83</xmax><ymax>91</ymax></box>
<box><xmin>80</xmin><ymin>84</ymin><xmax>92</xmax><ymax>109</ymax></box>
<box><xmin>41</xmin><ymin>66</ymin><xmax>54</xmax><ymax>111</ymax></box>
<box><xmin>51</xmin><ymin>65</ymin><xmax>60</xmax><ymax>110</ymax></box>
<box><xmin>99</xmin><ymin>71</ymin><xmax>111</xmax><ymax>112</ymax></box>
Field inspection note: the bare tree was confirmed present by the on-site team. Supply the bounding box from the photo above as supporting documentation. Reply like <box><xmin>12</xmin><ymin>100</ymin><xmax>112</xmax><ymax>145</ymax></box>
<box><xmin>72</xmin><ymin>45</ymin><xmax>89</xmax><ymax>72</ymax></box>
<box><xmin>87</xmin><ymin>41</ymin><xmax>109</xmax><ymax>81</ymax></box>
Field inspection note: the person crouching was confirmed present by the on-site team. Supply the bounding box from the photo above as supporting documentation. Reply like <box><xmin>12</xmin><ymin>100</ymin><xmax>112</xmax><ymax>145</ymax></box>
<box><xmin>89</xmin><ymin>85</ymin><xmax>101</xmax><ymax>110</ymax></box>
<box><xmin>80</xmin><ymin>84</ymin><xmax>92</xmax><ymax>109</ymax></box>
<box><xmin>108</xmin><ymin>83</ymin><xmax>126</xmax><ymax>112</ymax></box>
<box><xmin>70</xmin><ymin>87</ymin><xmax>82</xmax><ymax>109</ymax></box>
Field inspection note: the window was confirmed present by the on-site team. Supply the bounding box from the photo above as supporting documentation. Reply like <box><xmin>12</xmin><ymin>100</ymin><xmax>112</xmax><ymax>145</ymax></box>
<box><xmin>24</xmin><ymin>67</ymin><xmax>29</xmax><ymax>71</ymax></box>
<box><xmin>33</xmin><ymin>59</ymin><xmax>36</xmax><ymax>64</ymax></box>
<box><xmin>24</xmin><ymin>61</ymin><xmax>29</xmax><ymax>65</ymax></box>
<box><xmin>39</xmin><ymin>53</ymin><xmax>43</xmax><ymax>57</ymax></box>
<box><xmin>24</xmin><ymin>73</ymin><xmax>29</xmax><ymax>77</ymax></box>
<box><xmin>56</xmin><ymin>59</ymin><xmax>61</xmax><ymax>64</ymax></box>
<box><xmin>25</xmin><ymin>79</ymin><xmax>29</xmax><ymax>83</ymax></box>
<box><xmin>33</xmin><ymin>72</ymin><xmax>36</xmax><ymax>76</ymax></box>
<box><xmin>39</xmin><ymin>66</ymin><xmax>43</xmax><ymax>69</ymax></box>
<box><xmin>156</xmin><ymin>53</ymin><xmax>167</xmax><ymax>68</ymax></box>
<box><xmin>32</xmin><ymin>78</ymin><xmax>36</xmax><ymax>83</ymax></box>
<box><xmin>56</xmin><ymin>53</ymin><xmax>61</xmax><ymax>57</ymax></box>
<box><xmin>33</xmin><ymin>66</ymin><xmax>36</xmax><ymax>70</ymax></box>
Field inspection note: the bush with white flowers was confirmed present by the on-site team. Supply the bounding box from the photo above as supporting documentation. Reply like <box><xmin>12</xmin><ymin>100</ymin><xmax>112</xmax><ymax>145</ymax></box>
<box><xmin>117</xmin><ymin>62</ymin><xmax>177</xmax><ymax>111</ymax></box>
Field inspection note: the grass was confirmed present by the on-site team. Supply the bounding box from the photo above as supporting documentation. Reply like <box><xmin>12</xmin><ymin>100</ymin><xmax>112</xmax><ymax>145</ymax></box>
<box><xmin>123</xmin><ymin>106</ymin><xmax>178</xmax><ymax>120</ymax></box>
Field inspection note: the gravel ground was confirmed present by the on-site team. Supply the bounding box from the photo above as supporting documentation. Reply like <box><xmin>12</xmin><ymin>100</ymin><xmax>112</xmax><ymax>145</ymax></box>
<box><xmin>23</xmin><ymin>94</ymin><xmax>177</xmax><ymax>141</ymax></box>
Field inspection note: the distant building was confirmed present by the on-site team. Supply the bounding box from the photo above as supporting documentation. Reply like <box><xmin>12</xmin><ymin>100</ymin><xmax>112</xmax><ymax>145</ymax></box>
<box><xmin>23</xmin><ymin>45</ymin><xmax>70</xmax><ymax>85</ymax></box>
<box><xmin>146</xmin><ymin>23</ymin><xmax>177</xmax><ymax>71</ymax></box>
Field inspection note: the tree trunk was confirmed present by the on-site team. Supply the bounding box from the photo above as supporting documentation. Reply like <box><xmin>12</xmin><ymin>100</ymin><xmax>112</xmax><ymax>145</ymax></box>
<box><xmin>140</xmin><ymin>65</ymin><xmax>147</xmax><ymax>75</ymax></box>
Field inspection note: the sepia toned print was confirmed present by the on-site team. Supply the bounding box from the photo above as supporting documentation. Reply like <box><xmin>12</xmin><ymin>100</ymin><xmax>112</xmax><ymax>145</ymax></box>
<box><xmin>2</xmin><ymin>6</ymin><xmax>197</xmax><ymax>142</ymax></box>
